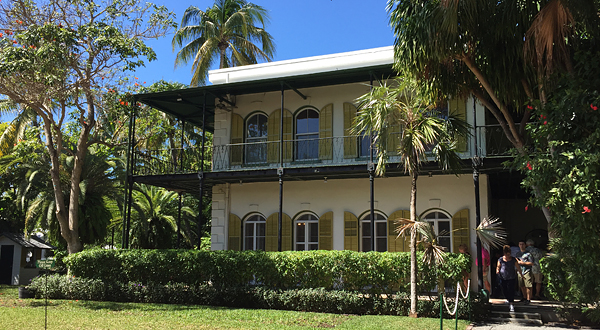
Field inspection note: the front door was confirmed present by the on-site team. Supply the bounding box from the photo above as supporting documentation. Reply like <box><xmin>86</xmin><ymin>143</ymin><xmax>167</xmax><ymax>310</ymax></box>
<box><xmin>0</xmin><ymin>245</ymin><xmax>15</xmax><ymax>285</ymax></box>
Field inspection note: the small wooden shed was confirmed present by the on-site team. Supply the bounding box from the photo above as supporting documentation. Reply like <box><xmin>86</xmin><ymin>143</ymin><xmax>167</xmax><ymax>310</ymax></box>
<box><xmin>0</xmin><ymin>233</ymin><xmax>55</xmax><ymax>285</ymax></box>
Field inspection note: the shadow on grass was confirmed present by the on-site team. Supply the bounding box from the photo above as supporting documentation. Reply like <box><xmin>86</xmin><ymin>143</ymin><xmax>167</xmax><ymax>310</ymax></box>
<box><xmin>75</xmin><ymin>300</ymin><xmax>232</xmax><ymax>313</ymax></box>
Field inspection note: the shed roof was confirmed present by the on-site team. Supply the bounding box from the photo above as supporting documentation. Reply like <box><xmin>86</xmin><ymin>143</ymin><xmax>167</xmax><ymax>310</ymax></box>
<box><xmin>0</xmin><ymin>233</ymin><xmax>55</xmax><ymax>249</ymax></box>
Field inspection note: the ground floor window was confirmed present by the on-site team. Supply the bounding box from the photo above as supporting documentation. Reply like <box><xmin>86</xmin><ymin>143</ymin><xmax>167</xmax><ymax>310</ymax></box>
<box><xmin>244</xmin><ymin>214</ymin><xmax>266</xmax><ymax>251</ymax></box>
<box><xmin>361</xmin><ymin>212</ymin><xmax>387</xmax><ymax>252</ymax></box>
<box><xmin>423</xmin><ymin>210</ymin><xmax>451</xmax><ymax>252</ymax></box>
<box><xmin>295</xmin><ymin>213</ymin><xmax>318</xmax><ymax>251</ymax></box>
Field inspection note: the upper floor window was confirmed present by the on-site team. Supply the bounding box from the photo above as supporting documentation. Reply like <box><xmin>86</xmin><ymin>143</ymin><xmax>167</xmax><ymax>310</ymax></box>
<box><xmin>245</xmin><ymin>113</ymin><xmax>268</xmax><ymax>164</ymax></box>
<box><xmin>295</xmin><ymin>213</ymin><xmax>318</xmax><ymax>251</ymax></box>
<box><xmin>295</xmin><ymin>109</ymin><xmax>319</xmax><ymax>160</ymax></box>
<box><xmin>422</xmin><ymin>211</ymin><xmax>451</xmax><ymax>252</ymax></box>
<box><xmin>244</xmin><ymin>214</ymin><xmax>266</xmax><ymax>251</ymax></box>
<box><xmin>361</xmin><ymin>212</ymin><xmax>387</xmax><ymax>252</ymax></box>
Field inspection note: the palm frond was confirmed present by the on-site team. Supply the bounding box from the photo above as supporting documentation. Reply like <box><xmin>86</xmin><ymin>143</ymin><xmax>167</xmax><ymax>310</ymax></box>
<box><xmin>475</xmin><ymin>215</ymin><xmax>508</xmax><ymax>249</ymax></box>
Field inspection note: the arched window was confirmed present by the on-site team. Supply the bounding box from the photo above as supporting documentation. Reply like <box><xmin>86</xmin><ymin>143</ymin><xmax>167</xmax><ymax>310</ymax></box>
<box><xmin>245</xmin><ymin>113</ymin><xmax>268</xmax><ymax>164</ymax></box>
<box><xmin>295</xmin><ymin>213</ymin><xmax>318</xmax><ymax>251</ymax></box>
<box><xmin>244</xmin><ymin>214</ymin><xmax>266</xmax><ymax>251</ymax></box>
<box><xmin>422</xmin><ymin>210</ymin><xmax>452</xmax><ymax>252</ymax></box>
<box><xmin>361</xmin><ymin>212</ymin><xmax>387</xmax><ymax>252</ymax></box>
<box><xmin>295</xmin><ymin>108</ymin><xmax>319</xmax><ymax>160</ymax></box>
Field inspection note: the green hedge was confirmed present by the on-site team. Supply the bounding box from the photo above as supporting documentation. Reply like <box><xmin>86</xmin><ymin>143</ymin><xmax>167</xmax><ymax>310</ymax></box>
<box><xmin>28</xmin><ymin>274</ymin><xmax>486</xmax><ymax>319</ymax></box>
<box><xmin>64</xmin><ymin>249</ymin><xmax>470</xmax><ymax>294</ymax></box>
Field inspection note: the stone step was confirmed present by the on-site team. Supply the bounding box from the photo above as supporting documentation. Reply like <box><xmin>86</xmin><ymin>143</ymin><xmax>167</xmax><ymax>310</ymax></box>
<box><xmin>488</xmin><ymin>317</ymin><xmax>544</xmax><ymax>326</ymax></box>
<box><xmin>492</xmin><ymin>310</ymin><xmax>542</xmax><ymax>321</ymax></box>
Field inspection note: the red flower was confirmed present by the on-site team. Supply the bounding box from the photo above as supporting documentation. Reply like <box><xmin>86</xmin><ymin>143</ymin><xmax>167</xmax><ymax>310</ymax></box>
<box><xmin>583</xmin><ymin>206</ymin><xmax>591</xmax><ymax>213</ymax></box>
<box><xmin>0</xmin><ymin>33</ymin><xmax>3</xmax><ymax>37</ymax></box>
<box><xmin>591</xmin><ymin>104</ymin><xmax>598</xmax><ymax>111</ymax></box>
<box><xmin>120</xmin><ymin>101</ymin><xmax>124</xmax><ymax>105</ymax></box>
<box><xmin>134</xmin><ymin>83</ymin><xmax>139</xmax><ymax>86</ymax></box>
<box><xmin>526</xmin><ymin>162</ymin><xmax>533</xmax><ymax>171</ymax></box>
<box><xmin>543</xmin><ymin>121</ymin><xmax>547</xmax><ymax>125</ymax></box>
<box><xmin>525</xmin><ymin>206</ymin><xmax>528</xmax><ymax>212</ymax></box>
<box><xmin>527</xmin><ymin>105</ymin><xmax>534</xmax><ymax>110</ymax></box>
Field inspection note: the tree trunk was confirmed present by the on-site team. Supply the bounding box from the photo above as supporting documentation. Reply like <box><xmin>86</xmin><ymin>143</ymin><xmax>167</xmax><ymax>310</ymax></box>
<box><xmin>409</xmin><ymin>171</ymin><xmax>418</xmax><ymax>317</ymax></box>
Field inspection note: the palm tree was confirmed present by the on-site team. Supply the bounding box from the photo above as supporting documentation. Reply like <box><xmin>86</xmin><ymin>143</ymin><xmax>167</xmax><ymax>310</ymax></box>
<box><xmin>352</xmin><ymin>78</ymin><xmax>470</xmax><ymax>317</ymax></box>
<box><xmin>129</xmin><ymin>183</ymin><xmax>197</xmax><ymax>249</ymax></box>
<box><xmin>172</xmin><ymin>0</ymin><xmax>275</xmax><ymax>86</ymax></box>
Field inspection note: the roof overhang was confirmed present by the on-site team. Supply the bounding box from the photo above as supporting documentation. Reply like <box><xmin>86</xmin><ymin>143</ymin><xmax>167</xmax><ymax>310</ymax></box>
<box><xmin>133</xmin><ymin>47</ymin><xmax>396</xmax><ymax>133</ymax></box>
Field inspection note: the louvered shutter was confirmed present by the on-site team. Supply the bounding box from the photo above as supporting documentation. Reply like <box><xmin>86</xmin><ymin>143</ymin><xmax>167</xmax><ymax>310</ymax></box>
<box><xmin>343</xmin><ymin>103</ymin><xmax>358</xmax><ymax>158</ymax></box>
<box><xmin>387</xmin><ymin>210</ymin><xmax>410</xmax><ymax>252</ymax></box>
<box><xmin>228</xmin><ymin>213</ymin><xmax>242</xmax><ymax>251</ymax></box>
<box><xmin>267</xmin><ymin>109</ymin><xmax>292</xmax><ymax>163</ymax></box>
<box><xmin>449</xmin><ymin>99</ymin><xmax>468</xmax><ymax>152</ymax></box>
<box><xmin>319</xmin><ymin>104</ymin><xmax>333</xmax><ymax>160</ymax></box>
<box><xmin>319</xmin><ymin>211</ymin><xmax>333</xmax><ymax>250</ymax></box>
<box><xmin>343</xmin><ymin>211</ymin><xmax>359</xmax><ymax>251</ymax></box>
<box><xmin>230</xmin><ymin>113</ymin><xmax>244</xmax><ymax>165</ymax></box>
<box><xmin>265</xmin><ymin>212</ymin><xmax>292</xmax><ymax>251</ymax></box>
<box><xmin>452</xmin><ymin>208</ymin><xmax>470</xmax><ymax>253</ymax></box>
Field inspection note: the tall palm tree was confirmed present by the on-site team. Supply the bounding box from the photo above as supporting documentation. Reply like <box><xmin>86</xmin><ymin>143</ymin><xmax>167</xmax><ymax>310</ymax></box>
<box><xmin>353</xmin><ymin>78</ymin><xmax>470</xmax><ymax>317</ymax></box>
<box><xmin>172</xmin><ymin>0</ymin><xmax>275</xmax><ymax>86</ymax></box>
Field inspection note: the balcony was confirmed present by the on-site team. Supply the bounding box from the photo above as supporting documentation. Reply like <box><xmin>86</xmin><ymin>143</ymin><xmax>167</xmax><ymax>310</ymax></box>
<box><xmin>132</xmin><ymin>125</ymin><xmax>521</xmax><ymax>177</ymax></box>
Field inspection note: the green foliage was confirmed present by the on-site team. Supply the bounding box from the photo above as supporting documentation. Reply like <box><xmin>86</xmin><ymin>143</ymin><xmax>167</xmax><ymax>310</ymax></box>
<box><xmin>64</xmin><ymin>249</ymin><xmax>470</xmax><ymax>294</ymax></box>
<box><xmin>28</xmin><ymin>275</ymin><xmax>483</xmax><ymax>318</ymax></box>
<box><xmin>514</xmin><ymin>50</ymin><xmax>600</xmax><ymax>321</ymax></box>
<box><xmin>172</xmin><ymin>0</ymin><xmax>275</xmax><ymax>86</ymax></box>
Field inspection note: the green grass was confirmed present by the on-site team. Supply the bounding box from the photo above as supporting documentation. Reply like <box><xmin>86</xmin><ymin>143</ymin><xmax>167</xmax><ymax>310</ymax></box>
<box><xmin>0</xmin><ymin>285</ymin><xmax>469</xmax><ymax>329</ymax></box>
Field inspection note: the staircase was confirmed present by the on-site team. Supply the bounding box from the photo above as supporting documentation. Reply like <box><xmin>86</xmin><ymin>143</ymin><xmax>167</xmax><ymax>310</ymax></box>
<box><xmin>487</xmin><ymin>298</ymin><xmax>562</xmax><ymax>325</ymax></box>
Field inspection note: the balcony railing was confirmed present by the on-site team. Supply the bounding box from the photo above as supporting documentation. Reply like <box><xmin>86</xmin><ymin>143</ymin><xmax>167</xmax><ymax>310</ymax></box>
<box><xmin>132</xmin><ymin>125</ymin><xmax>522</xmax><ymax>176</ymax></box>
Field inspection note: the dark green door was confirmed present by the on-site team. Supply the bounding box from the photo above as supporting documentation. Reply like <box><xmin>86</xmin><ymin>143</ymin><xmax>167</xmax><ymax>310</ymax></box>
<box><xmin>0</xmin><ymin>245</ymin><xmax>14</xmax><ymax>284</ymax></box>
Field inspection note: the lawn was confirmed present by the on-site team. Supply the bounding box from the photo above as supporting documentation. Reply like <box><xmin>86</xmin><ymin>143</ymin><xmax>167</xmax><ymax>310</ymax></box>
<box><xmin>0</xmin><ymin>285</ymin><xmax>470</xmax><ymax>329</ymax></box>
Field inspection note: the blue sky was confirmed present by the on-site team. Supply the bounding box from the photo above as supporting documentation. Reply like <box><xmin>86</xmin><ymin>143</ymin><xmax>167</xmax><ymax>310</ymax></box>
<box><xmin>136</xmin><ymin>0</ymin><xmax>395</xmax><ymax>86</ymax></box>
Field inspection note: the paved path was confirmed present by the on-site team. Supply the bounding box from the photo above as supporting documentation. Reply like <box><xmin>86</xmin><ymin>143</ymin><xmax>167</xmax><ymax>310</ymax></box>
<box><xmin>468</xmin><ymin>321</ymin><xmax>597</xmax><ymax>330</ymax></box>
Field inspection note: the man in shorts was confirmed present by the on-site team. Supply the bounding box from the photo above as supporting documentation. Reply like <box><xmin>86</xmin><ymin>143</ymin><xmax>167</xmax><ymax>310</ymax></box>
<box><xmin>516</xmin><ymin>240</ymin><xmax>533</xmax><ymax>304</ymax></box>
<box><xmin>526</xmin><ymin>239</ymin><xmax>545</xmax><ymax>299</ymax></box>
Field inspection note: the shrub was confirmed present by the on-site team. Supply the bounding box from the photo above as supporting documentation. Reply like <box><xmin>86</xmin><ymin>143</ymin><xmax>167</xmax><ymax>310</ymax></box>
<box><xmin>64</xmin><ymin>249</ymin><xmax>470</xmax><ymax>294</ymax></box>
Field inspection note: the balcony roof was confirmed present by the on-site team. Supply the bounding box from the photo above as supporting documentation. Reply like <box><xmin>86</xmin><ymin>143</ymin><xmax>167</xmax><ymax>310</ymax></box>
<box><xmin>133</xmin><ymin>47</ymin><xmax>395</xmax><ymax>133</ymax></box>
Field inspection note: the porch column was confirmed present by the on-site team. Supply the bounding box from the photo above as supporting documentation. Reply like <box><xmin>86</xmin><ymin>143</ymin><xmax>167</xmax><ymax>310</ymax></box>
<box><xmin>278</xmin><ymin>82</ymin><xmax>285</xmax><ymax>252</ymax></box>
<box><xmin>369</xmin><ymin>72</ymin><xmax>375</xmax><ymax>252</ymax></box>
<box><xmin>472</xmin><ymin>96</ymin><xmax>484</xmax><ymax>292</ymax></box>
<box><xmin>198</xmin><ymin>93</ymin><xmax>207</xmax><ymax>249</ymax></box>
<box><xmin>123</xmin><ymin>103</ymin><xmax>137</xmax><ymax>249</ymax></box>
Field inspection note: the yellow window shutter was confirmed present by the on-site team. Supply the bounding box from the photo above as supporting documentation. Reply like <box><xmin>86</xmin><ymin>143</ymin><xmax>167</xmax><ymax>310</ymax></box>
<box><xmin>267</xmin><ymin>109</ymin><xmax>293</xmax><ymax>163</ymax></box>
<box><xmin>265</xmin><ymin>212</ymin><xmax>278</xmax><ymax>251</ymax></box>
<box><xmin>282</xmin><ymin>213</ymin><xmax>292</xmax><ymax>251</ymax></box>
<box><xmin>230</xmin><ymin>113</ymin><xmax>244</xmax><ymax>165</ymax></box>
<box><xmin>343</xmin><ymin>102</ymin><xmax>358</xmax><ymax>159</ymax></box>
<box><xmin>449</xmin><ymin>98</ymin><xmax>468</xmax><ymax>152</ymax></box>
<box><xmin>228</xmin><ymin>213</ymin><xmax>241</xmax><ymax>251</ymax></box>
<box><xmin>343</xmin><ymin>211</ymin><xmax>359</xmax><ymax>251</ymax></box>
<box><xmin>452</xmin><ymin>208</ymin><xmax>470</xmax><ymax>253</ymax></box>
<box><xmin>386</xmin><ymin>120</ymin><xmax>400</xmax><ymax>155</ymax></box>
<box><xmin>387</xmin><ymin>210</ymin><xmax>410</xmax><ymax>252</ymax></box>
<box><xmin>319</xmin><ymin>211</ymin><xmax>333</xmax><ymax>250</ymax></box>
<box><xmin>319</xmin><ymin>104</ymin><xmax>333</xmax><ymax>160</ymax></box>
<box><xmin>265</xmin><ymin>212</ymin><xmax>291</xmax><ymax>251</ymax></box>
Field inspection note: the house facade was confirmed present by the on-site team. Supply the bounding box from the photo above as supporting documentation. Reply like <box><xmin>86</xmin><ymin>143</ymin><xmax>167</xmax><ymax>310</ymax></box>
<box><xmin>0</xmin><ymin>233</ymin><xmax>54</xmax><ymax>285</ymax></box>
<box><xmin>132</xmin><ymin>46</ymin><xmax>548</xmax><ymax>288</ymax></box>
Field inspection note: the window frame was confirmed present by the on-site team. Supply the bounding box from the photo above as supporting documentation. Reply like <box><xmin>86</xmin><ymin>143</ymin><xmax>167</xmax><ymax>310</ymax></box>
<box><xmin>359</xmin><ymin>211</ymin><xmax>387</xmax><ymax>252</ymax></box>
<box><xmin>294</xmin><ymin>107</ymin><xmax>320</xmax><ymax>161</ymax></box>
<box><xmin>243</xmin><ymin>213</ymin><xmax>266</xmax><ymax>251</ymax></box>
<box><xmin>244</xmin><ymin>112</ymin><xmax>269</xmax><ymax>164</ymax></box>
<box><xmin>420</xmin><ymin>209</ymin><xmax>453</xmax><ymax>252</ymax></box>
<box><xmin>294</xmin><ymin>212</ymin><xmax>319</xmax><ymax>251</ymax></box>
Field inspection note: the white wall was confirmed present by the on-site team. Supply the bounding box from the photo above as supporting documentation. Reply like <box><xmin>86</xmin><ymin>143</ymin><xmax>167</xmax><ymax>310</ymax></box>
<box><xmin>0</xmin><ymin>236</ymin><xmax>22</xmax><ymax>285</ymax></box>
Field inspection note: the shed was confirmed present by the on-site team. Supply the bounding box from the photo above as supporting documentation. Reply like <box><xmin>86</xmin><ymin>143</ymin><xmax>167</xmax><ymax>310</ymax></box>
<box><xmin>0</xmin><ymin>233</ymin><xmax>55</xmax><ymax>285</ymax></box>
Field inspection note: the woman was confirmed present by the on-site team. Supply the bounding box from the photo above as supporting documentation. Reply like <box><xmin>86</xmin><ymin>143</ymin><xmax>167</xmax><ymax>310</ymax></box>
<box><xmin>496</xmin><ymin>245</ymin><xmax>522</xmax><ymax>312</ymax></box>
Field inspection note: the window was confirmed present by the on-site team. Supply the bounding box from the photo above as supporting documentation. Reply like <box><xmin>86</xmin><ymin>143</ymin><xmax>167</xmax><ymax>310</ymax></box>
<box><xmin>423</xmin><ymin>211</ymin><xmax>451</xmax><ymax>252</ymax></box>
<box><xmin>244</xmin><ymin>214</ymin><xmax>266</xmax><ymax>251</ymax></box>
<box><xmin>295</xmin><ymin>109</ymin><xmax>319</xmax><ymax>160</ymax></box>
<box><xmin>295</xmin><ymin>214</ymin><xmax>318</xmax><ymax>251</ymax></box>
<box><xmin>361</xmin><ymin>213</ymin><xmax>387</xmax><ymax>252</ymax></box>
<box><xmin>245</xmin><ymin>113</ymin><xmax>268</xmax><ymax>164</ymax></box>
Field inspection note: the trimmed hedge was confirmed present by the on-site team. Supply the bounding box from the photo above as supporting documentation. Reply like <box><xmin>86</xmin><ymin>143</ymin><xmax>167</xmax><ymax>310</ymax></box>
<box><xmin>64</xmin><ymin>249</ymin><xmax>470</xmax><ymax>294</ymax></box>
<box><xmin>28</xmin><ymin>274</ymin><xmax>486</xmax><ymax>319</ymax></box>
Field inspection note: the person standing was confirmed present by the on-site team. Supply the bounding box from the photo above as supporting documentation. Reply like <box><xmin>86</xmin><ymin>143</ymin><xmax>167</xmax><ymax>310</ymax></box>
<box><xmin>497</xmin><ymin>245</ymin><xmax>522</xmax><ymax>312</ymax></box>
<box><xmin>516</xmin><ymin>240</ymin><xmax>534</xmax><ymax>304</ymax></box>
<box><xmin>526</xmin><ymin>239</ymin><xmax>545</xmax><ymax>299</ymax></box>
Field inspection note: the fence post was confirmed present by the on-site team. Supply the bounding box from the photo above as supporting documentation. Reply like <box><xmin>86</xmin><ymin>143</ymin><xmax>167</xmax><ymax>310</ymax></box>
<box><xmin>440</xmin><ymin>292</ymin><xmax>443</xmax><ymax>330</ymax></box>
